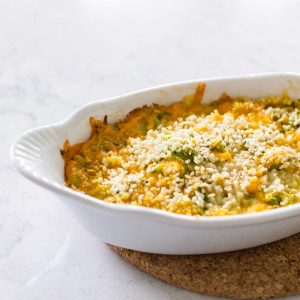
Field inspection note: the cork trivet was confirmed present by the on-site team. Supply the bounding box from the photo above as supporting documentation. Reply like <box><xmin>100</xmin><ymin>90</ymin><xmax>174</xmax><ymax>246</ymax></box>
<box><xmin>109</xmin><ymin>233</ymin><xmax>300</xmax><ymax>299</ymax></box>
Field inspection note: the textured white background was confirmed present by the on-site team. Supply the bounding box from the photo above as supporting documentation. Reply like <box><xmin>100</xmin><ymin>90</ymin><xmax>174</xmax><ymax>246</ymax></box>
<box><xmin>1</xmin><ymin>0</ymin><xmax>300</xmax><ymax>299</ymax></box>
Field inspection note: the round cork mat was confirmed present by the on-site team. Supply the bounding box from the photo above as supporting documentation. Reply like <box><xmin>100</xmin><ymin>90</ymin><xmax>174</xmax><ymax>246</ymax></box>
<box><xmin>109</xmin><ymin>233</ymin><xmax>300</xmax><ymax>299</ymax></box>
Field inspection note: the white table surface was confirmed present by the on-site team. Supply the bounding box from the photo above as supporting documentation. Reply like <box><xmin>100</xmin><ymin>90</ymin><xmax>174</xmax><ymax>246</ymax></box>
<box><xmin>1</xmin><ymin>0</ymin><xmax>300</xmax><ymax>299</ymax></box>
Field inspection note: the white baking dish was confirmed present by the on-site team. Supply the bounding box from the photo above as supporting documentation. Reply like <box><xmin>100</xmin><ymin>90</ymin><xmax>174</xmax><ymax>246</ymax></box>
<box><xmin>11</xmin><ymin>73</ymin><xmax>300</xmax><ymax>254</ymax></box>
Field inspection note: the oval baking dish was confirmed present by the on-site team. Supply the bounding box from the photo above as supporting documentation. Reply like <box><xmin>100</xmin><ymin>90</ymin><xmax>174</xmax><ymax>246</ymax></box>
<box><xmin>11</xmin><ymin>73</ymin><xmax>300</xmax><ymax>254</ymax></box>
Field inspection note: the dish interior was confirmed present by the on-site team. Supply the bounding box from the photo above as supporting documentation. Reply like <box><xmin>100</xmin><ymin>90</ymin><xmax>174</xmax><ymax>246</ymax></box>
<box><xmin>62</xmin><ymin>80</ymin><xmax>300</xmax><ymax>217</ymax></box>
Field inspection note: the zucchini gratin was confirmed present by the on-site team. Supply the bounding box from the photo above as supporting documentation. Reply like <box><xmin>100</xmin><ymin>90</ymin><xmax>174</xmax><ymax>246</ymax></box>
<box><xmin>62</xmin><ymin>84</ymin><xmax>300</xmax><ymax>216</ymax></box>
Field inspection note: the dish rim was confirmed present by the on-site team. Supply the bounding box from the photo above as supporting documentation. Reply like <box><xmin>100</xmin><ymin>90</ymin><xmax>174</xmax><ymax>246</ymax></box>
<box><xmin>11</xmin><ymin>72</ymin><xmax>300</xmax><ymax>228</ymax></box>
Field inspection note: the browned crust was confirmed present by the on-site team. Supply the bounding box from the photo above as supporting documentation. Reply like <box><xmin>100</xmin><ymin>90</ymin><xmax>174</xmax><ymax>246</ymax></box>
<box><xmin>109</xmin><ymin>233</ymin><xmax>300</xmax><ymax>299</ymax></box>
<box><xmin>194</xmin><ymin>82</ymin><xmax>206</xmax><ymax>103</ymax></box>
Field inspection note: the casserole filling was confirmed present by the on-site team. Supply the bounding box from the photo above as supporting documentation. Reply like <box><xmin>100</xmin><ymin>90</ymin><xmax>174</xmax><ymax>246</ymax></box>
<box><xmin>62</xmin><ymin>84</ymin><xmax>300</xmax><ymax>216</ymax></box>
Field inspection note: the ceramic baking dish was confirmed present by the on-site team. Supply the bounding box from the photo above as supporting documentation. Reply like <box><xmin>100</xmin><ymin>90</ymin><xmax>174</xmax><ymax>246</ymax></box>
<box><xmin>11</xmin><ymin>73</ymin><xmax>300</xmax><ymax>254</ymax></box>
